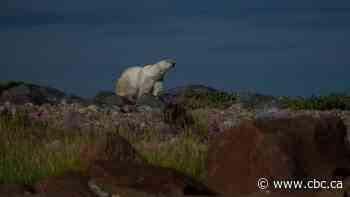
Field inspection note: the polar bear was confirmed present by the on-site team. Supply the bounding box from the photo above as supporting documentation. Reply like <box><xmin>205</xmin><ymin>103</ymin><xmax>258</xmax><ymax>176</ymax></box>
<box><xmin>115</xmin><ymin>59</ymin><xmax>176</xmax><ymax>100</ymax></box>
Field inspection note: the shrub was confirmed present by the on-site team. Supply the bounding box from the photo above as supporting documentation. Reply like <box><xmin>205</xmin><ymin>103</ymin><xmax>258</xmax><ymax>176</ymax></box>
<box><xmin>162</xmin><ymin>103</ymin><xmax>194</xmax><ymax>129</ymax></box>
<box><xmin>181</xmin><ymin>89</ymin><xmax>238</xmax><ymax>110</ymax></box>
<box><xmin>278</xmin><ymin>93</ymin><xmax>350</xmax><ymax>110</ymax></box>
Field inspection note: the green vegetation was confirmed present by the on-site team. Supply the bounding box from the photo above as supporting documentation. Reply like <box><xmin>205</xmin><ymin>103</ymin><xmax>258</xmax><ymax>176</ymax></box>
<box><xmin>0</xmin><ymin>80</ymin><xmax>27</xmax><ymax>94</ymax></box>
<box><xmin>162</xmin><ymin>103</ymin><xmax>195</xmax><ymax>128</ymax></box>
<box><xmin>0</xmin><ymin>111</ymin><xmax>89</xmax><ymax>184</ymax></box>
<box><xmin>134</xmin><ymin>128</ymin><xmax>208</xmax><ymax>183</ymax></box>
<box><xmin>279</xmin><ymin>93</ymin><xmax>350</xmax><ymax>110</ymax></box>
<box><xmin>4</xmin><ymin>91</ymin><xmax>349</xmax><ymax>186</ymax></box>
<box><xmin>0</xmin><ymin>109</ymin><xmax>209</xmax><ymax>185</ymax></box>
<box><xmin>181</xmin><ymin>89</ymin><xmax>238</xmax><ymax>110</ymax></box>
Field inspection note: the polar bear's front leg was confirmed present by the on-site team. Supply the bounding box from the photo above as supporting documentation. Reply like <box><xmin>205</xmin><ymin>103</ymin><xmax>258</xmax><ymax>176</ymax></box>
<box><xmin>152</xmin><ymin>81</ymin><xmax>163</xmax><ymax>96</ymax></box>
<box><xmin>138</xmin><ymin>76</ymin><xmax>155</xmax><ymax>98</ymax></box>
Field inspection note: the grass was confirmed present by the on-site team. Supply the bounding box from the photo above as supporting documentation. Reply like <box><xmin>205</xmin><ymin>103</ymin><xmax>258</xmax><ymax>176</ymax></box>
<box><xmin>0</xmin><ymin>111</ymin><xmax>90</xmax><ymax>184</ymax></box>
<box><xmin>133</xmin><ymin>128</ymin><xmax>208</xmax><ymax>183</ymax></box>
<box><xmin>0</xmin><ymin>109</ymin><xmax>209</xmax><ymax>185</ymax></box>
<box><xmin>278</xmin><ymin>93</ymin><xmax>350</xmax><ymax>111</ymax></box>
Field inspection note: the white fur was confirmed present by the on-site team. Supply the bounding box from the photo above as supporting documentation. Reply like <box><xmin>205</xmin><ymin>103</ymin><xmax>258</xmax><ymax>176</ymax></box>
<box><xmin>116</xmin><ymin>59</ymin><xmax>175</xmax><ymax>99</ymax></box>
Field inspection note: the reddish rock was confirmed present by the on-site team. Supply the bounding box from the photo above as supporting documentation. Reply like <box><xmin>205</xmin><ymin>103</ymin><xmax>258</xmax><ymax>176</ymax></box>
<box><xmin>80</xmin><ymin>132</ymin><xmax>145</xmax><ymax>167</ymax></box>
<box><xmin>208</xmin><ymin>122</ymin><xmax>296</xmax><ymax>196</ymax></box>
<box><xmin>0</xmin><ymin>184</ymin><xmax>34</xmax><ymax>197</ymax></box>
<box><xmin>34</xmin><ymin>171</ymin><xmax>95</xmax><ymax>197</ymax></box>
<box><xmin>208</xmin><ymin>115</ymin><xmax>350</xmax><ymax>196</ymax></box>
<box><xmin>253</xmin><ymin>115</ymin><xmax>350</xmax><ymax>179</ymax></box>
<box><xmin>88</xmin><ymin>160</ymin><xmax>216</xmax><ymax>196</ymax></box>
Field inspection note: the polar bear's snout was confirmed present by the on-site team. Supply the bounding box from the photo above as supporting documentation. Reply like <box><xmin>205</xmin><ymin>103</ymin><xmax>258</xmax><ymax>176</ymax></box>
<box><xmin>167</xmin><ymin>59</ymin><xmax>176</xmax><ymax>67</ymax></box>
<box><xmin>160</xmin><ymin>59</ymin><xmax>176</xmax><ymax>68</ymax></box>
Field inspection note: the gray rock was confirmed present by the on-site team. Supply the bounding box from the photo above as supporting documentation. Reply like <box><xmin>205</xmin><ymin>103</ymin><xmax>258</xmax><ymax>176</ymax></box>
<box><xmin>120</xmin><ymin>105</ymin><xmax>137</xmax><ymax>113</ymax></box>
<box><xmin>136</xmin><ymin>94</ymin><xmax>164</xmax><ymax>109</ymax></box>
<box><xmin>93</xmin><ymin>91</ymin><xmax>133</xmax><ymax>107</ymax></box>
<box><xmin>0</xmin><ymin>84</ymin><xmax>36</xmax><ymax>104</ymax></box>
<box><xmin>0</xmin><ymin>81</ymin><xmax>67</xmax><ymax>105</ymax></box>
<box><xmin>255</xmin><ymin>107</ymin><xmax>291</xmax><ymax>120</ymax></box>
<box><xmin>136</xmin><ymin>105</ymin><xmax>154</xmax><ymax>113</ymax></box>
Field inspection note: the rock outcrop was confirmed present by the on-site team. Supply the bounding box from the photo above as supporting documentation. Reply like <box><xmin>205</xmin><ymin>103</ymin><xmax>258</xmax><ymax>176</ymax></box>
<box><xmin>88</xmin><ymin>160</ymin><xmax>216</xmax><ymax>196</ymax></box>
<box><xmin>208</xmin><ymin>115</ymin><xmax>350</xmax><ymax>196</ymax></box>
<box><xmin>33</xmin><ymin>171</ymin><xmax>95</xmax><ymax>197</ymax></box>
<box><xmin>80</xmin><ymin>132</ymin><xmax>146</xmax><ymax>166</ymax></box>
<box><xmin>0</xmin><ymin>80</ymin><xmax>84</xmax><ymax>105</ymax></box>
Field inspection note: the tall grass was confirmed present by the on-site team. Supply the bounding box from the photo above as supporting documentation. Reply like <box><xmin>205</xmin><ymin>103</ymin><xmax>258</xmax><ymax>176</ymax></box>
<box><xmin>0</xmin><ymin>111</ymin><xmax>91</xmax><ymax>185</ymax></box>
<box><xmin>0</xmin><ymin>109</ymin><xmax>209</xmax><ymax>185</ymax></box>
<box><xmin>132</xmin><ymin>128</ymin><xmax>208</xmax><ymax>183</ymax></box>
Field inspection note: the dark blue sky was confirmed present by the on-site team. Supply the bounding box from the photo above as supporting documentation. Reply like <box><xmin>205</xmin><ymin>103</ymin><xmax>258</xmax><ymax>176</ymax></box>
<box><xmin>1</xmin><ymin>0</ymin><xmax>349</xmax><ymax>98</ymax></box>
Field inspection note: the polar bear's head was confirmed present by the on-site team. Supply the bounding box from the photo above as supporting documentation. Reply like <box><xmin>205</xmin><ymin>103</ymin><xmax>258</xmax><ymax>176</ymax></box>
<box><xmin>157</xmin><ymin>59</ymin><xmax>176</xmax><ymax>71</ymax></box>
<box><xmin>149</xmin><ymin>59</ymin><xmax>176</xmax><ymax>79</ymax></box>
<box><xmin>157</xmin><ymin>59</ymin><xmax>176</xmax><ymax>79</ymax></box>
<box><xmin>142</xmin><ymin>59</ymin><xmax>176</xmax><ymax>81</ymax></box>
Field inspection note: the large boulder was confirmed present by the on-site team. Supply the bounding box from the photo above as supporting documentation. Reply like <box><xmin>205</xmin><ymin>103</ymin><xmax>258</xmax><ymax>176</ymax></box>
<box><xmin>208</xmin><ymin>115</ymin><xmax>350</xmax><ymax>196</ymax></box>
<box><xmin>93</xmin><ymin>91</ymin><xmax>129</xmax><ymax>106</ymax></box>
<box><xmin>136</xmin><ymin>94</ymin><xmax>165</xmax><ymax>109</ymax></box>
<box><xmin>208</xmin><ymin>122</ymin><xmax>296</xmax><ymax>195</ymax></box>
<box><xmin>88</xmin><ymin>160</ymin><xmax>216</xmax><ymax>196</ymax></box>
<box><xmin>80</xmin><ymin>132</ymin><xmax>145</xmax><ymax>167</ymax></box>
<box><xmin>253</xmin><ymin>115</ymin><xmax>350</xmax><ymax>179</ymax></box>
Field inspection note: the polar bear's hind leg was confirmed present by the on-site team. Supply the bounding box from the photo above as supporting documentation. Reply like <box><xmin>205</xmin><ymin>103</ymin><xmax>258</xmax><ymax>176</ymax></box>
<box><xmin>116</xmin><ymin>67</ymin><xmax>141</xmax><ymax>97</ymax></box>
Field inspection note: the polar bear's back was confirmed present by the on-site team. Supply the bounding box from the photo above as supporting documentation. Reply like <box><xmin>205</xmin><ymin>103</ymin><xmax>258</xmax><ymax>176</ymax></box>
<box><xmin>116</xmin><ymin>66</ymin><xmax>142</xmax><ymax>97</ymax></box>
